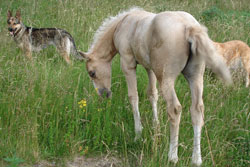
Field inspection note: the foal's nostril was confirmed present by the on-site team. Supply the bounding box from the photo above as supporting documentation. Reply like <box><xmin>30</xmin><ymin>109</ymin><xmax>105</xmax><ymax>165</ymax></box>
<box><xmin>106</xmin><ymin>90</ymin><xmax>112</xmax><ymax>98</ymax></box>
<box><xmin>98</xmin><ymin>88</ymin><xmax>112</xmax><ymax>98</ymax></box>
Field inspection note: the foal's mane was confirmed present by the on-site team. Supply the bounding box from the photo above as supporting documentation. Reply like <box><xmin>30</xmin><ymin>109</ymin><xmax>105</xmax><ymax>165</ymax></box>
<box><xmin>88</xmin><ymin>7</ymin><xmax>144</xmax><ymax>54</ymax></box>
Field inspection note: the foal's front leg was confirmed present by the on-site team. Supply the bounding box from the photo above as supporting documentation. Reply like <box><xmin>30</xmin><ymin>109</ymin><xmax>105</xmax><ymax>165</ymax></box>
<box><xmin>121</xmin><ymin>57</ymin><xmax>142</xmax><ymax>141</ymax></box>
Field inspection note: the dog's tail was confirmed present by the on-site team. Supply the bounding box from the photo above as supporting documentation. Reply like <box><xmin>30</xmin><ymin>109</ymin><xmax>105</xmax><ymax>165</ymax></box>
<box><xmin>185</xmin><ymin>25</ymin><xmax>232</xmax><ymax>85</ymax></box>
<box><xmin>69</xmin><ymin>38</ymin><xmax>85</xmax><ymax>61</ymax></box>
<box><xmin>63</xmin><ymin>31</ymin><xmax>85</xmax><ymax>61</ymax></box>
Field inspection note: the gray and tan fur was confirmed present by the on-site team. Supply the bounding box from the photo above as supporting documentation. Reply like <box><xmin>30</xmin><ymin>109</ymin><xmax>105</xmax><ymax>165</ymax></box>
<box><xmin>7</xmin><ymin>10</ymin><xmax>83</xmax><ymax>64</ymax></box>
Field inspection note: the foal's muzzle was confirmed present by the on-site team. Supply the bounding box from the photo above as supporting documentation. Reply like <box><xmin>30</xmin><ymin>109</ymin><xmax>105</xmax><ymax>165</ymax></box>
<box><xmin>98</xmin><ymin>88</ymin><xmax>112</xmax><ymax>98</ymax></box>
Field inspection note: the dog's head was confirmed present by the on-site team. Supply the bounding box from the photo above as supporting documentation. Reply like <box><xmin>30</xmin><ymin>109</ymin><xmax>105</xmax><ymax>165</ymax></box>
<box><xmin>7</xmin><ymin>10</ymin><xmax>23</xmax><ymax>36</ymax></box>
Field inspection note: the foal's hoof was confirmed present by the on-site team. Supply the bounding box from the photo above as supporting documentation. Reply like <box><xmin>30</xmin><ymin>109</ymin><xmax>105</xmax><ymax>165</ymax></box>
<box><xmin>134</xmin><ymin>129</ymin><xmax>143</xmax><ymax>142</ymax></box>
<box><xmin>153</xmin><ymin>119</ymin><xmax>160</xmax><ymax>126</ymax></box>
<box><xmin>134</xmin><ymin>133</ymin><xmax>142</xmax><ymax>142</ymax></box>
<box><xmin>168</xmin><ymin>158</ymin><xmax>178</xmax><ymax>165</ymax></box>
<box><xmin>168</xmin><ymin>154</ymin><xmax>178</xmax><ymax>164</ymax></box>
<box><xmin>192</xmin><ymin>156</ymin><xmax>202</xmax><ymax>167</ymax></box>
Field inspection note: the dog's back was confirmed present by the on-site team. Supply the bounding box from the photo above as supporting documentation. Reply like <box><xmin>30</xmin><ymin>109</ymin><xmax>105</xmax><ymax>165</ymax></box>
<box><xmin>214</xmin><ymin>40</ymin><xmax>250</xmax><ymax>87</ymax></box>
<box><xmin>7</xmin><ymin>10</ymin><xmax>83</xmax><ymax>64</ymax></box>
<box><xmin>27</xmin><ymin>28</ymin><xmax>77</xmax><ymax>54</ymax></box>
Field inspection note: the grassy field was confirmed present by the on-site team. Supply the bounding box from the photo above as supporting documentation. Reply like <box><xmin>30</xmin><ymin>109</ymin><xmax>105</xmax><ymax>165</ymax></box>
<box><xmin>0</xmin><ymin>0</ymin><xmax>249</xmax><ymax>166</ymax></box>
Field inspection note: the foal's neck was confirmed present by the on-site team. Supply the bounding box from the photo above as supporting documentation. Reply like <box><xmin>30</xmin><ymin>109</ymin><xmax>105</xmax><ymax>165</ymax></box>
<box><xmin>91</xmin><ymin>38</ymin><xmax>117</xmax><ymax>62</ymax></box>
<box><xmin>89</xmin><ymin>13</ymin><xmax>131</xmax><ymax>62</ymax></box>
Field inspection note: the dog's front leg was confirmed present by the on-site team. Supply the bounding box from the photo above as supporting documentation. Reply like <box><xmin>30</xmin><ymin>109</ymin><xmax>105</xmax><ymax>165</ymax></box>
<box><xmin>25</xmin><ymin>50</ymin><xmax>32</xmax><ymax>60</ymax></box>
<box><xmin>23</xmin><ymin>44</ymin><xmax>33</xmax><ymax>60</ymax></box>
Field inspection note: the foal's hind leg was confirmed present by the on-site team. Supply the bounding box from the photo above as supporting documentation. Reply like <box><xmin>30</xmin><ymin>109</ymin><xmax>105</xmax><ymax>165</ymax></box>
<box><xmin>146</xmin><ymin>69</ymin><xmax>159</xmax><ymax>124</ymax></box>
<box><xmin>160</xmin><ymin>77</ymin><xmax>182</xmax><ymax>164</ymax></box>
<box><xmin>183</xmin><ymin>62</ymin><xmax>205</xmax><ymax>167</ymax></box>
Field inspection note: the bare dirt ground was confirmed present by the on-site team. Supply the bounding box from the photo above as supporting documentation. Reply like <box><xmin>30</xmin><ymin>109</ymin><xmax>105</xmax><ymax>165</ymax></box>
<box><xmin>33</xmin><ymin>155</ymin><xmax>123</xmax><ymax>167</ymax></box>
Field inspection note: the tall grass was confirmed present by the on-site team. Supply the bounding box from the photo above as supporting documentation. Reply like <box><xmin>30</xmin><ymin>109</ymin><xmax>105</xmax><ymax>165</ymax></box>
<box><xmin>0</xmin><ymin>0</ymin><xmax>249</xmax><ymax>166</ymax></box>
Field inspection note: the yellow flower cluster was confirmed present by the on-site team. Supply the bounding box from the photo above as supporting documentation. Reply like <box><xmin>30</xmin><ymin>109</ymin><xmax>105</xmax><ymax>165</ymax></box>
<box><xmin>78</xmin><ymin>146</ymin><xmax>89</xmax><ymax>155</ymax></box>
<box><xmin>78</xmin><ymin>99</ymin><xmax>87</xmax><ymax>109</ymax></box>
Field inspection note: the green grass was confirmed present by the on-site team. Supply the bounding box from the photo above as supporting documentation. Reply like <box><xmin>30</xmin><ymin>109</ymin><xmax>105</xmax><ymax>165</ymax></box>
<box><xmin>0</xmin><ymin>0</ymin><xmax>249</xmax><ymax>166</ymax></box>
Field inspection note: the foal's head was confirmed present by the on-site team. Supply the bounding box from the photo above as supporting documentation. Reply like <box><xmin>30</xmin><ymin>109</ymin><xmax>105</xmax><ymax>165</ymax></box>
<box><xmin>80</xmin><ymin>52</ymin><xmax>112</xmax><ymax>98</ymax></box>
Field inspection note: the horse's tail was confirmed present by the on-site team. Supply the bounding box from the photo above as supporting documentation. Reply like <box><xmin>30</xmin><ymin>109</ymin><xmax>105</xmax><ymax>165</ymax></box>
<box><xmin>185</xmin><ymin>25</ymin><xmax>232</xmax><ymax>85</ymax></box>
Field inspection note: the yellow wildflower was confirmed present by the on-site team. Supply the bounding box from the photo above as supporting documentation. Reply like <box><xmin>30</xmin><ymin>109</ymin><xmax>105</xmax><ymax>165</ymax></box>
<box><xmin>83</xmin><ymin>146</ymin><xmax>88</xmax><ymax>155</ymax></box>
<box><xmin>79</xmin><ymin>146</ymin><xmax>83</xmax><ymax>152</ymax></box>
<box><xmin>78</xmin><ymin>99</ymin><xmax>87</xmax><ymax>109</ymax></box>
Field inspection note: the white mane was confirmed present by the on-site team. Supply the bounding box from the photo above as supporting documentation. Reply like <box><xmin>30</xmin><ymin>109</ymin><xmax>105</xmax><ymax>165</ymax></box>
<box><xmin>88</xmin><ymin>7</ymin><xmax>144</xmax><ymax>53</ymax></box>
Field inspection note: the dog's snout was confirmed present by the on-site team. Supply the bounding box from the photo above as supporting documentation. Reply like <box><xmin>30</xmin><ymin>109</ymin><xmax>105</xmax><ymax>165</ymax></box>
<box><xmin>8</xmin><ymin>27</ymin><xmax>13</xmax><ymax>32</ymax></box>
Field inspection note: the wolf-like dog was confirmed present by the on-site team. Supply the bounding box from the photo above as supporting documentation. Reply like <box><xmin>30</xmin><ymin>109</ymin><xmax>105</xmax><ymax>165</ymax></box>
<box><xmin>7</xmin><ymin>10</ymin><xmax>83</xmax><ymax>64</ymax></box>
<box><xmin>214</xmin><ymin>40</ymin><xmax>250</xmax><ymax>87</ymax></box>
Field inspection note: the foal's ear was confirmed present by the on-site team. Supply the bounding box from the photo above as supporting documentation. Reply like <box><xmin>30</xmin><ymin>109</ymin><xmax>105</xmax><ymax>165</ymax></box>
<box><xmin>78</xmin><ymin>51</ymin><xmax>90</xmax><ymax>61</ymax></box>
<box><xmin>15</xmin><ymin>9</ymin><xmax>21</xmax><ymax>20</ymax></box>
<box><xmin>7</xmin><ymin>10</ymin><xmax>12</xmax><ymax>18</ymax></box>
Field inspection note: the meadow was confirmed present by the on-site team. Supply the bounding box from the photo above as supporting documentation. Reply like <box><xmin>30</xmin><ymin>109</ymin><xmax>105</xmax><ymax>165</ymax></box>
<box><xmin>0</xmin><ymin>0</ymin><xmax>249</xmax><ymax>166</ymax></box>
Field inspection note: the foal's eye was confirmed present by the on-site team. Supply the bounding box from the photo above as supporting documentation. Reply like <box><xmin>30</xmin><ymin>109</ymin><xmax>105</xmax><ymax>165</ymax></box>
<box><xmin>88</xmin><ymin>71</ymin><xmax>96</xmax><ymax>78</ymax></box>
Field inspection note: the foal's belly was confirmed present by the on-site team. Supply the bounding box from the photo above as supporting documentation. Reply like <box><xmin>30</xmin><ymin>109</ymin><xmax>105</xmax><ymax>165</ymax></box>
<box><xmin>134</xmin><ymin>52</ymin><xmax>151</xmax><ymax>69</ymax></box>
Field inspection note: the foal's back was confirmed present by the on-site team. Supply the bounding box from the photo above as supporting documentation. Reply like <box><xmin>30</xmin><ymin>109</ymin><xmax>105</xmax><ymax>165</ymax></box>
<box><xmin>114</xmin><ymin>11</ymin><xmax>201</xmax><ymax>74</ymax></box>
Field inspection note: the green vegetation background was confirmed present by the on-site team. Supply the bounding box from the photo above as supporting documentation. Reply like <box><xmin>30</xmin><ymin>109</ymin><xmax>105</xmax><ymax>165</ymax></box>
<box><xmin>0</xmin><ymin>0</ymin><xmax>249</xmax><ymax>166</ymax></box>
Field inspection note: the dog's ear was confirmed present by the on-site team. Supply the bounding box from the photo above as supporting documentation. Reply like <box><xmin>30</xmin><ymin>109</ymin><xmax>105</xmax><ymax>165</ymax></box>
<box><xmin>7</xmin><ymin>10</ymin><xmax>12</xmax><ymax>18</ymax></box>
<box><xmin>78</xmin><ymin>51</ymin><xmax>90</xmax><ymax>61</ymax></box>
<box><xmin>15</xmin><ymin>10</ymin><xmax>21</xmax><ymax>20</ymax></box>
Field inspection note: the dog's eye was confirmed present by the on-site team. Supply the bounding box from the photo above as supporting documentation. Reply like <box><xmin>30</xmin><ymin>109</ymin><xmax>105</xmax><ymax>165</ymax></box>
<box><xmin>88</xmin><ymin>71</ymin><xmax>96</xmax><ymax>78</ymax></box>
<box><xmin>13</xmin><ymin>23</ymin><xmax>17</xmax><ymax>25</ymax></box>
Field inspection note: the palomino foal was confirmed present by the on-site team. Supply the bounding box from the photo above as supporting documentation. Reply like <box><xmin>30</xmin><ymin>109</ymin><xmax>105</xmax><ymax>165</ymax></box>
<box><xmin>80</xmin><ymin>8</ymin><xmax>232</xmax><ymax>166</ymax></box>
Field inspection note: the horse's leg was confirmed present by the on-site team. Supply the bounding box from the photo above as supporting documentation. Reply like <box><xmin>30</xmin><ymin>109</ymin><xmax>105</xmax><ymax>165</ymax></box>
<box><xmin>183</xmin><ymin>62</ymin><xmax>205</xmax><ymax>167</ymax></box>
<box><xmin>160</xmin><ymin>77</ymin><xmax>182</xmax><ymax>164</ymax></box>
<box><xmin>189</xmin><ymin>76</ymin><xmax>204</xmax><ymax>166</ymax></box>
<box><xmin>146</xmin><ymin>69</ymin><xmax>159</xmax><ymax>124</ymax></box>
<box><xmin>121</xmin><ymin>56</ymin><xmax>142</xmax><ymax>141</ymax></box>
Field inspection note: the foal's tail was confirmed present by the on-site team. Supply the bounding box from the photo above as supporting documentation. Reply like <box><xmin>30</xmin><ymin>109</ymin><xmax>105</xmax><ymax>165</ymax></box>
<box><xmin>185</xmin><ymin>25</ymin><xmax>232</xmax><ymax>85</ymax></box>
